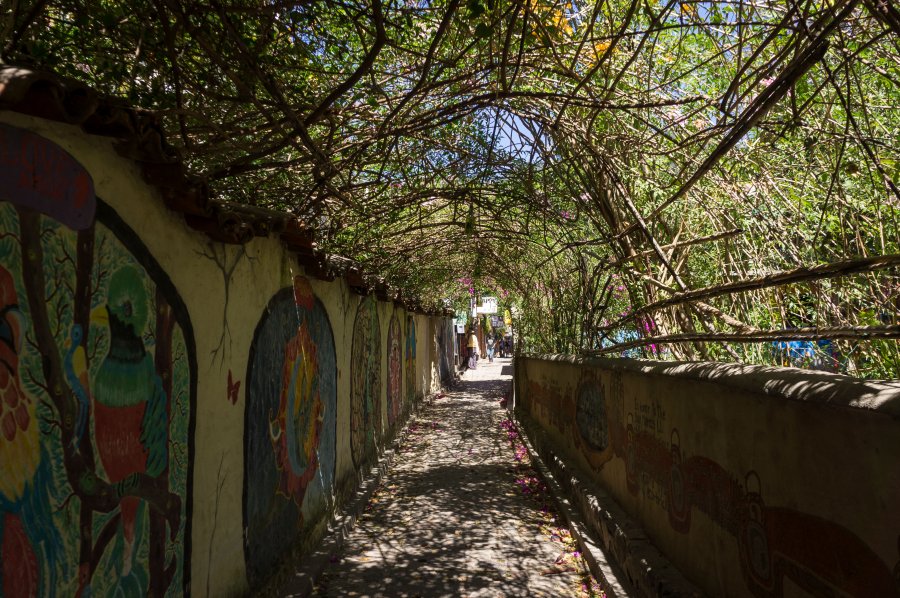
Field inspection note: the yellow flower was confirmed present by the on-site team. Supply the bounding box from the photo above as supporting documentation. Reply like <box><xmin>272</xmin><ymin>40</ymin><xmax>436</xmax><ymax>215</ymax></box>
<box><xmin>594</xmin><ymin>40</ymin><xmax>611</xmax><ymax>58</ymax></box>
<box><xmin>527</xmin><ymin>0</ymin><xmax>573</xmax><ymax>38</ymax></box>
<box><xmin>552</xmin><ymin>8</ymin><xmax>574</xmax><ymax>36</ymax></box>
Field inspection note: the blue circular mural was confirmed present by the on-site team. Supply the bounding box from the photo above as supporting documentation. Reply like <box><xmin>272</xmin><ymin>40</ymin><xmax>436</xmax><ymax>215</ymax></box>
<box><xmin>243</xmin><ymin>277</ymin><xmax>336</xmax><ymax>587</ymax></box>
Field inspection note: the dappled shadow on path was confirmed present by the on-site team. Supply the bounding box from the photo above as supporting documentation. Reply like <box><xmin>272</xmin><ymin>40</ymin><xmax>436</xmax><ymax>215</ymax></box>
<box><xmin>310</xmin><ymin>359</ymin><xmax>584</xmax><ymax>597</ymax></box>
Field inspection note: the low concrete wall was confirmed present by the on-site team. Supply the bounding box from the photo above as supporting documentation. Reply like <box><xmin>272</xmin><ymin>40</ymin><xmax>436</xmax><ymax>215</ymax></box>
<box><xmin>0</xmin><ymin>112</ymin><xmax>450</xmax><ymax>595</ymax></box>
<box><xmin>516</xmin><ymin>354</ymin><xmax>900</xmax><ymax>598</ymax></box>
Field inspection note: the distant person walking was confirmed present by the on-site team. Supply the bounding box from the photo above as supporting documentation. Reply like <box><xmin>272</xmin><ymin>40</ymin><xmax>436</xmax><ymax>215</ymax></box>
<box><xmin>486</xmin><ymin>336</ymin><xmax>495</xmax><ymax>362</ymax></box>
<box><xmin>467</xmin><ymin>330</ymin><xmax>478</xmax><ymax>369</ymax></box>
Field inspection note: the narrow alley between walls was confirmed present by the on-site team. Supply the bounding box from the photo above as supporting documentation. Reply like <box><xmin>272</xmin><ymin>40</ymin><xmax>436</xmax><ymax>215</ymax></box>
<box><xmin>285</xmin><ymin>357</ymin><xmax>604</xmax><ymax>598</ymax></box>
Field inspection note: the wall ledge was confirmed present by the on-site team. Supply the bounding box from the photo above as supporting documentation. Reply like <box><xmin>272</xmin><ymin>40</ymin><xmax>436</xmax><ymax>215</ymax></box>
<box><xmin>523</xmin><ymin>354</ymin><xmax>900</xmax><ymax>416</ymax></box>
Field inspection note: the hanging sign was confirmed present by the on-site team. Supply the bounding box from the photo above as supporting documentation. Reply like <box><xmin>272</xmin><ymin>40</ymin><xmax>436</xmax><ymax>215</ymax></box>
<box><xmin>476</xmin><ymin>296</ymin><xmax>498</xmax><ymax>314</ymax></box>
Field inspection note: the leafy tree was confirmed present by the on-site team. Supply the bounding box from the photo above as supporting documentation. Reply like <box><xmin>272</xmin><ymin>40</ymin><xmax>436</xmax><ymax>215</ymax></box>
<box><xmin>4</xmin><ymin>0</ymin><xmax>898</xmax><ymax>376</ymax></box>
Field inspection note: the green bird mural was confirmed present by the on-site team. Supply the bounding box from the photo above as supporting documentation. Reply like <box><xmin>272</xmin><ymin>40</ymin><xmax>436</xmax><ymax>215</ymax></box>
<box><xmin>88</xmin><ymin>266</ymin><xmax>168</xmax><ymax>594</ymax></box>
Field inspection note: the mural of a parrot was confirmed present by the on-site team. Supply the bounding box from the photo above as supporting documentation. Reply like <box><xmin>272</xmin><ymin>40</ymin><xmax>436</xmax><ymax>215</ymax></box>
<box><xmin>64</xmin><ymin>324</ymin><xmax>90</xmax><ymax>448</ymax></box>
<box><xmin>0</xmin><ymin>264</ymin><xmax>64</xmax><ymax>597</ymax></box>
<box><xmin>90</xmin><ymin>265</ymin><xmax>168</xmax><ymax>591</ymax></box>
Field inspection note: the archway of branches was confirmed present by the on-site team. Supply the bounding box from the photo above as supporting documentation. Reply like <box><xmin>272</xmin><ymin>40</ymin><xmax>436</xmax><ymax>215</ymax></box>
<box><xmin>5</xmin><ymin>0</ymin><xmax>899</xmax><ymax>376</ymax></box>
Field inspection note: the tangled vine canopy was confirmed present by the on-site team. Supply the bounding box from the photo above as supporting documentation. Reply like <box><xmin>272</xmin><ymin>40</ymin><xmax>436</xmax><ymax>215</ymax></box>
<box><xmin>3</xmin><ymin>0</ymin><xmax>899</xmax><ymax>375</ymax></box>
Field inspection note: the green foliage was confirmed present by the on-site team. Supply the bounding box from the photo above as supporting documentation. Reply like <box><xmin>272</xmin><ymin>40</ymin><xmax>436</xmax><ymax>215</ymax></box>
<box><xmin>5</xmin><ymin>0</ymin><xmax>898</xmax><ymax>377</ymax></box>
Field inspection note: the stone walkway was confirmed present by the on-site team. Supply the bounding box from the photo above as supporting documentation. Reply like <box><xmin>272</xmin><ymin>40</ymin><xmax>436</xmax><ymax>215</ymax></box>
<box><xmin>307</xmin><ymin>357</ymin><xmax>601</xmax><ymax>598</ymax></box>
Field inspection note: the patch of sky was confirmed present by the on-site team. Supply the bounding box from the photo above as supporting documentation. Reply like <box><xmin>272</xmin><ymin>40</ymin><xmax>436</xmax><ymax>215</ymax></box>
<box><xmin>478</xmin><ymin>108</ymin><xmax>553</xmax><ymax>165</ymax></box>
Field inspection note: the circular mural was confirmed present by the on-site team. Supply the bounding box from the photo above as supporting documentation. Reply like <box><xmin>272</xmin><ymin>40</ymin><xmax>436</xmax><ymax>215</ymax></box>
<box><xmin>575</xmin><ymin>377</ymin><xmax>608</xmax><ymax>453</ymax></box>
<box><xmin>243</xmin><ymin>276</ymin><xmax>336</xmax><ymax>587</ymax></box>
<box><xmin>386</xmin><ymin>313</ymin><xmax>402</xmax><ymax>427</ymax></box>
<box><xmin>405</xmin><ymin>316</ymin><xmax>417</xmax><ymax>404</ymax></box>
<box><xmin>350</xmin><ymin>296</ymin><xmax>381</xmax><ymax>468</ymax></box>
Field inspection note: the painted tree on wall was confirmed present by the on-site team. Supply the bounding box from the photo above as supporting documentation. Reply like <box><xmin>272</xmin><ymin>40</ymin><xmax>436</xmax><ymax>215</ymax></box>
<box><xmin>243</xmin><ymin>277</ymin><xmax>336</xmax><ymax>588</ymax></box>
<box><xmin>350</xmin><ymin>296</ymin><xmax>381</xmax><ymax>469</ymax></box>
<box><xmin>0</xmin><ymin>124</ymin><xmax>193</xmax><ymax>597</ymax></box>
<box><xmin>386</xmin><ymin>312</ymin><xmax>402</xmax><ymax>428</ymax></box>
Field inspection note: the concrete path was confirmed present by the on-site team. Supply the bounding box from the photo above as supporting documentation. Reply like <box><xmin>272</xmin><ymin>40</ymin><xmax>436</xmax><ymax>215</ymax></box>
<box><xmin>308</xmin><ymin>357</ymin><xmax>602</xmax><ymax>598</ymax></box>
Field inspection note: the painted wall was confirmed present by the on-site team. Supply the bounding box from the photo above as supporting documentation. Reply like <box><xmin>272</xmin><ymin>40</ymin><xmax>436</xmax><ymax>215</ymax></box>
<box><xmin>434</xmin><ymin>317</ymin><xmax>455</xmax><ymax>385</ymax></box>
<box><xmin>243</xmin><ymin>277</ymin><xmax>337</xmax><ymax>588</ymax></box>
<box><xmin>386</xmin><ymin>311</ymin><xmax>402</xmax><ymax>430</ymax></box>
<box><xmin>517</xmin><ymin>355</ymin><xmax>900</xmax><ymax>598</ymax></box>
<box><xmin>349</xmin><ymin>295</ymin><xmax>381</xmax><ymax>471</ymax></box>
<box><xmin>0</xmin><ymin>114</ymin><xmax>447</xmax><ymax>596</ymax></box>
